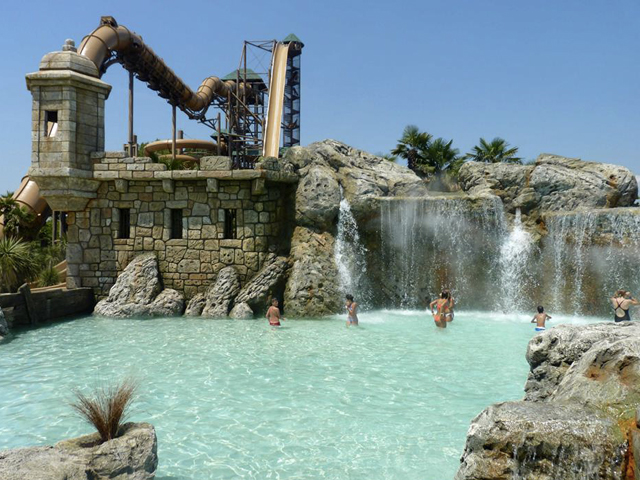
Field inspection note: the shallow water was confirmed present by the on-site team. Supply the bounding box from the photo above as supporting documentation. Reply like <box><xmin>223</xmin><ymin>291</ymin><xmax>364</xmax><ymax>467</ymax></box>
<box><xmin>0</xmin><ymin>311</ymin><xmax>603</xmax><ymax>479</ymax></box>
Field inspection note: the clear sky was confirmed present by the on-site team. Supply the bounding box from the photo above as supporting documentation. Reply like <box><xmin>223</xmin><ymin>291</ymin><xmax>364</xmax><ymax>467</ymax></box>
<box><xmin>1</xmin><ymin>0</ymin><xmax>638</xmax><ymax>193</ymax></box>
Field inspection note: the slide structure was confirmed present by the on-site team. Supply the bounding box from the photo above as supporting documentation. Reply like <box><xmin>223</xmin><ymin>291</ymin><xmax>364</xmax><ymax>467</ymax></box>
<box><xmin>263</xmin><ymin>43</ymin><xmax>291</xmax><ymax>158</ymax></box>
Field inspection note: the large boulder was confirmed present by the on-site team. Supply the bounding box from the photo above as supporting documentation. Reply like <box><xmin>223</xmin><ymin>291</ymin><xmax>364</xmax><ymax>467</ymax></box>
<box><xmin>455</xmin><ymin>402</ymin><xmax>626</xmax><ymax>480</ymax></box>
<box><xmin>284</xmin><ymin>227</ymin><xmax>342</xmax><ymax>317</ymax></box>
<box><xmin>184</xmin><ymin>293</ymin><xmax>206</xmax><ymax>317</ymax></box>
<box><xmin>201</xmin><ymin>266</ymin><xmax>241</xmax><ymax>318</ymax></box>
<box><xmin>0</xmin><ymin>422</ymin><xmax>157</xmax><ymax>480</ymax></box>
<box><xmin>459</xmin><ymin>155</ymin><xmax>638</xmax><ymax>218</ymax></box>
<box><xmin>229</xmin><ymin>302</ymin><xmax>254</xmax><ymax>319</ymax></box>
<box><xmin>234</xmin><ymin>254</ymin><xmax>290</xmax><ymax>313</ymax></box>
<box><xmin>94</xmin><ymin>253</ymin><xmax>184</xmax><ymax>318</ymax></box>
<box><xmin>286</xmin><ymin>140</ymin><xmax>429</xmax><ymax>221</ymax></box>
<box><xmin>295</xmin><ymin>165</ymin><xmax>340</xmax><ymax>230</ymax></box>
<box><xmin>456</xmin><ymin>323</ymin><xmax>640</xmax><ymax>480</ymax></box>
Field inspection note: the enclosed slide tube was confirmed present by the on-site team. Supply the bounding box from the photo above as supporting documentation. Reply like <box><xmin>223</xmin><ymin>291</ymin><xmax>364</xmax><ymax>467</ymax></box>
<box><xmin>0</xmin><ymin>176</ymin><xmax>48</xmax><ymax>239</ymax></box>
<box><xmin>78</xmin><ymin>16</ymin><xmax>250</xmax><ymax>116</ymax></box>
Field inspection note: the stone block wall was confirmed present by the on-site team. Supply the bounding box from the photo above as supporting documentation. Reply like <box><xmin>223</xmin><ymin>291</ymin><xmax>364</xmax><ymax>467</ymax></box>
<box><xmin>66</xmin><ymin>154</ymin><xmax>295</xmax><ymax>299</ymax></box>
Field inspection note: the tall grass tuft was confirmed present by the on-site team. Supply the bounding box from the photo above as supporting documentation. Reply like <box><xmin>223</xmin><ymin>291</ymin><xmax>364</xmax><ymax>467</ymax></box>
<box><xmin>70</xmin><ymin>378</ymin><xmax>138</xmax><ymax>443</ymax></box>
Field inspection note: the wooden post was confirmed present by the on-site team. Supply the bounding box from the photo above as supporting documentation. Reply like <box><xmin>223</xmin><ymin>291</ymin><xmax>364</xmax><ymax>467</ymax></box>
<box><xmin>18</xmin><ymin>283</ymin><xmax>38</xmax><ymax>325</ymax></box>
<box><xmin>171</xmin><ymin>104</ymin><xmax>177</xmax><ymax>161</ymax></box>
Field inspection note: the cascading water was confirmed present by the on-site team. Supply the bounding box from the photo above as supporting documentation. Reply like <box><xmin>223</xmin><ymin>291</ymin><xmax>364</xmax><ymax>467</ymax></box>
<box><xmin>334</xmin><ymin>194</ymin><xmax>371</xmax><ymax>306</ymax></box>
<box><xmin>544</xmin><ymin>209</ymin><xmax>640</xmax><ymax>315</ymax></box>
<box><xmin>498</xmin><ymin>209</ymin><xmax>535</xmax><ymax>312</ymax></box>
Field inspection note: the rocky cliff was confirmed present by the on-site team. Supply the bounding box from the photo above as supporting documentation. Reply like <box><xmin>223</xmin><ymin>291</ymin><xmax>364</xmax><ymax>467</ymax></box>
<box><xmin>456</xmin><ymin>323</ymin><xmax>640</xmax><ymax>480</ymax></box>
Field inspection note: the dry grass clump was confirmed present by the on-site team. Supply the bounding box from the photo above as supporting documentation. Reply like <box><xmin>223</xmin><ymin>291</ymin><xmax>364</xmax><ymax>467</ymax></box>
<box><xmin>70</xmin><ymin>378</ymin><xmax>138</xmax><ymax>443</ymax></box>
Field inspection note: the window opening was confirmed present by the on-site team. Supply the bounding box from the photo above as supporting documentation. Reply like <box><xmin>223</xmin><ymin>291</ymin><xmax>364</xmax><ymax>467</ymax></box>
<box><xmin>224</xmin><ymin>209</ymin><xmax>237</xmax><ymax>239</ymax></box>
<box><xmin>118</xmin><ymin>208</ymin><xmax>130</xmax><ymax>239</ymax></box>
<box><xmin>170</xmin><ymin>209</ymin><xmax>183</xmax><ymax>239</ymax></box>
<box><xmin>44</xmin><ymin>110</ymin><xmax>58</xmax><ymax>137</ymax></box>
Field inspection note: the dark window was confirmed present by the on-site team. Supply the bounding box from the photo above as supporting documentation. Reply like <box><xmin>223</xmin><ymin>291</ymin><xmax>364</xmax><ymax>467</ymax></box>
<box><xmin>44</xmin><ymin>110</ymin><xmax>58</xmax><ymax>137</ymax></box>
<box><xmin>224</xmin><ymin>209</ymin><xmax>237</xmax><ymax>239</ymax></box>
<box><xmin>170</xmin><ymin>209</ymin><xmax>183</xmax><ymax>239</ymax></box>
<box><xmin>119</xmin><ymin>208</ymin><xmax>130</xmax><ymax>239</ymax></box>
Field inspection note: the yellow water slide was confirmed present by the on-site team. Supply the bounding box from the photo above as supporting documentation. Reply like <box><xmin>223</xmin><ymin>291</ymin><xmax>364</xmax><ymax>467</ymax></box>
<box><xmin>262</xmin><ymin>43</ymin><xmax>291</xmax><ymax>158</ymax></box>
<box><xmin>0</xmin><ymin>176</ymin><xmax>48</xmax><ymax>239</ymax></box>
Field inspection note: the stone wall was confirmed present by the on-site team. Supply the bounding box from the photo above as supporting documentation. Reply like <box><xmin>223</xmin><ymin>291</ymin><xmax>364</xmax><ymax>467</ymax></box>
<box><xmin>66</xmin><ymin>154</ymin><xmax>296</xmax><ymax>299</ymax></box>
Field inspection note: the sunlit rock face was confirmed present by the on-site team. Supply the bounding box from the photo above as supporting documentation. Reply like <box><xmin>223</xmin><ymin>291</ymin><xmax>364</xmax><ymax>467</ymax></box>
<box><xmin>456</xmin><ymin>323</ymin><xmax>640</xmax><ymax>480</ymax></box>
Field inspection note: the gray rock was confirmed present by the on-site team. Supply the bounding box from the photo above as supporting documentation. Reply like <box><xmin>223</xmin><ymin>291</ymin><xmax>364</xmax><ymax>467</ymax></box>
<box><xmin>455</xmin><ymin>401</ymin><xmax>626</xmax><ymax>480</ymax></box>
<box><xmin>0</xmin><ymin>307</ymin><xmax>8</xmax><ymax>338</ymax></box>
<box><xmin>185</xmin><ymin>293</ymin><xmax>206</xmax><ymax>317</ymax></box>
<box><xmin>295</xmin><ymin>164</ymin><xmax>340</xmax><ymax>230</ymax></box>
<box><xmin>229</xmin><ymin>302</ymin><xmax>254</xmax><ymax>319</ymax></box>
<box><xmin>284</xmin><ymin>226</ymin><xmax>342</xmax><ymax>317</ymax></box>
<box><xmin>525</xmin><ymin>322</ymin><xmax>640</xmax><ymax>401</ymax></box>
<box><xmin>234</xmin><ymin>254</ymin><xmax>289</xmax><ymax>312</ymax></box>
<box><xmin>200</xmin><ymin>156</ymin><xmax>232</xmax><ymax>171</ymax></box>
<box><xmin>94</xmin><ymin>253</ymin><xmax>184</xmax><ymax>318</ymax></box>
<box><xmin>0</xmin><ymin>422</ymin><xmax>157</xmax><ymax>480</ymax></box>
<box><xmin>458</xmin><ymin>155</ymin><xmax>638</xmax><ymax>219</ymax></box>
<box><xmin>201</xmin><ymin>266</ymin><xmax>241</xmax><ymax>318</ymax></box>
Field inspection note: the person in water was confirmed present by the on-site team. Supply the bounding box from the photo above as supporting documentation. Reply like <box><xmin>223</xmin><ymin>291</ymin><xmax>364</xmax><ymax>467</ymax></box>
<box><xmin>430</xmin><ymin>291</ymin><xmax>451</xmax><ymax>328</ymax></box>
<box><xmin>345</xmin><ymin>294</ymin><xmax>359</xmax><ymax>326</ymax></box>
<box><xmin>611</xmin><ymin>290</ymin><xmax>639</xmax><ymax>322</ymax></box>
<box><xmin>266</xmin><ymin>298</ymin><xmax>284</xmax><ymax>326</ymax></box>
<box><xmin>531</xmin><ymin>306</ymin><xmax>552</xmax><ymax>331</ymax></box>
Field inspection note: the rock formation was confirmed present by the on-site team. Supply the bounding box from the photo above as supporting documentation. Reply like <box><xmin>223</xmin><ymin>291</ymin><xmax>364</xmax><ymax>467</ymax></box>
<box><xmin>184</xmin><ymin>293</ymin><xmax>206</xmax><ymax>317</ymax></box>
<box><xmin>229</xmin><ymin>302</ymin><xmax>253</xmax><ymax>319</ymax></box>
<box><xmin>94</xmin><ymin>253</ymin><xmax>185</xmax><ymax>318</ymax></box>
<box><xmin>201</xmin><ymin>266</ymin><xmax>241</xmax><ymax>317</ymax></box>
<box><xmin>0</xmin><ymin>422</ymin><xmax>157</xmax><ymax>480</ymax></box>
<box><xmin>456</xmin><ymin>323</ymin><xmax>640</xmax><ymax>479</ymax></box>
<box><xmin>234</xmin><ymin>254</ymin><xmax>289</xmax><ymax>313</ymax></box>
<box><xmin>0</xmin><ymin>308</ymin><xmax>8</xmax><ymax>340</ymax></box>
<box><xmin>458</xmin><ymin>154</ymin><xmax>638</xmax><ymax>220</ymax></box>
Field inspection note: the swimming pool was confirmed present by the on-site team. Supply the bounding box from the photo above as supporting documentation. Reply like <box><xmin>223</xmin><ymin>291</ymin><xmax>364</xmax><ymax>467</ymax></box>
<box><xmin>0</xmin><ymin>311</ymin><xmax>601</xmax><ymax>479</ymax></box>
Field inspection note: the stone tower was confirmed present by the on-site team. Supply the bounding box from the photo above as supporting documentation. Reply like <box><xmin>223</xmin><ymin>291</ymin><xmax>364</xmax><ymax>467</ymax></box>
<box><xmin>25</xmin><ymin>39</ymin><xmax>111</xmax><ymax>211</ymax></box>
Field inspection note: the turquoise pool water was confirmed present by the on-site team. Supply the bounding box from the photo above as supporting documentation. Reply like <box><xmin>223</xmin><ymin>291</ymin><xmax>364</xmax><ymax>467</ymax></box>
<box><xmin>0</xmin><ymin>311</ymin><xmax>600</xmax><ymax>479</ymax></box>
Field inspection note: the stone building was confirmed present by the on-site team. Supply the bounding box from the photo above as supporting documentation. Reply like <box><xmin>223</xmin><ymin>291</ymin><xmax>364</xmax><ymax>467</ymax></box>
<box><xmin>26</xmin><ymin>42</ymin><xmax>297</xmax><ymax>300</ymax></box>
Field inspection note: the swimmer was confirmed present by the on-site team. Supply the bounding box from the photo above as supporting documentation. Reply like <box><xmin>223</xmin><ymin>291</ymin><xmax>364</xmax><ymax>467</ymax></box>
<box><xmin>531</xmin><ymin>306</ymin><xmax>551</xmax><ymax>331</ymax></box>
<box><xmin>443</xmin><ymin>289</ymin><xmax>455</xmax><ymax>322</ymax></box>
<box><xmin>266</xmin><ymin>298</ymin><xmax>284</xmax><ymax>326</ymax></box>
<box><xmin>611</xmin><ymin>290</ymin><xmax>639</xmax><ymax>322</ymax></box>
<box><xmin>345</xmin><ymin>294</ymin><xmax>359</xmax><ymax>326</ymax></box>
<box><xmin>429</xmin><ymin>291</ymin><xmax>450</xmax><ymax>328</ymax></box>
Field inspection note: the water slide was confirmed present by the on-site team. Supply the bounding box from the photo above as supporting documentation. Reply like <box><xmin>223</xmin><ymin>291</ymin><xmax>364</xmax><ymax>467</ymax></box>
<box><xmin>262</xmin><ymin>43</ymin><xmax>291</xmax><ymax>158</ymax></box>
<box><xmin>0</xmin><ymin>176</ymin><xmax>48</xmax><ymax>239</ymax></box>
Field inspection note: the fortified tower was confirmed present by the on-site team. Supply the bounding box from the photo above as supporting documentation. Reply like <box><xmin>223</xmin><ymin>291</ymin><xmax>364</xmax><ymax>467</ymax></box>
<box><xmin>25</xmin><ymin>39</ymin><xmax>111</xmax><ymax>211</ymax></box>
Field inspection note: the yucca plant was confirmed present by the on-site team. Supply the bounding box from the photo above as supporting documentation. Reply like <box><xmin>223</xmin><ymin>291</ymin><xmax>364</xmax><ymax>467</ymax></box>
<box><xmin>37</xmin><ymin>262</ymin><xmax>61</xmax><ymax>287</ymax></box>
<box><xmin>70</xmin><ymin>378</ymin><xmax>139</xmax><ymax>443</ymax></box>
<box><xmin>0</xmin><ymin>237</ymin><xmax>38</xmax><ymax>292</ymax></box>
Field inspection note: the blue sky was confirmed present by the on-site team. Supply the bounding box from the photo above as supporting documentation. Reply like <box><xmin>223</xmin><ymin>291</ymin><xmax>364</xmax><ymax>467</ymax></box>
<box><xmin>1</xmin><ymin>0</ymin><xmax>638</xmax><ymax>193</ymax></box>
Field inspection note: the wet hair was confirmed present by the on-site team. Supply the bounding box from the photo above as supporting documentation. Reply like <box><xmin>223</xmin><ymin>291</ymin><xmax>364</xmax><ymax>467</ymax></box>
<box><xmin>345</xmin><ymin>294</ymin><xmax>354</xmax><ymax>301</ymax></box>
<box><xmin>537</xmin><ymin>306</ymin><xmax>544</xmax><ymax>313</ymax></box>
<box><xmin>440</xmin><ymin>291</ymin><xmax>450</xmax><ymax>300</ymax></box>
<box><xmin>271</xmin><ymin>297</ymin><xmax>279</xmax><ymax>304</ymax></box>
<box><xmin>616</xmin><ymin>289</ymin><xmax>626</xmax><ymax>297</ymax></box>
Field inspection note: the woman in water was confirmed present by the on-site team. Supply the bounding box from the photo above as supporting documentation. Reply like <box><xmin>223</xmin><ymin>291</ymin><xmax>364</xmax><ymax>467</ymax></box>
<box><xmin>345</xmin><ymin>294</ymin><xmax>359</xmax><ymax>326</ymax></box>
<box><xmin>266</xmin><ymin>298</ymin><xmax>284</xmax><ymax>326</ymax></box>
<box><xmin>443</xmin><ymin>289</ymin><xmax>455</xmax><ymax>322</ymax></box>
<box><xmin>611</xmin><ymin>290</ymin><xmax>639</xmax><ymax>322</ymax></box>
<box><xmin>430</xmin><ymin>291</ymin><xmax>451</xmax><ymax>328</ymax></box>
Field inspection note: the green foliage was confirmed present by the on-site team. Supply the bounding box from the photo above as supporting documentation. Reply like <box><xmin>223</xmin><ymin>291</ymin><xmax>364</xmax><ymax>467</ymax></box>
<box><xmin>391</xmin><ymin>125</ymin><xmax>462</xmax><ymax>177</ymax></box>
<box><xmin>0</xmin><ymin>237</ymin><xmax>38</xmax><ymax>292</ymax></box>
<box><xmin>70</xmin><ymin>378</ymin><xmax>138</xmax><ymax>443</ymax></box>
<box><xmin>465</xmin><ymin>137</ymin><xmax>522</xmax><ymax>164</ymax></box>
<box><xmin>37</xmin><ymin>263</ymin><xmax>61</xmax><ymax>287</ymax></box>
<box><xmin>0</xmin><ymin>192</ymin><xmax>36</xmax><ymax>239</ymax></box>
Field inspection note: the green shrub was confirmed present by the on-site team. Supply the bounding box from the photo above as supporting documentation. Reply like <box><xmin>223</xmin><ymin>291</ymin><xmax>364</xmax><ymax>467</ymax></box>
<box><xmin>37</xmin><ymin>263</ymin><xmax>61</xmax><ymax>287</ymax></box>
<box><xmin>0</xmin><ymin>237</ymin><xmax>38</xmax><ymax>292</ymax></box>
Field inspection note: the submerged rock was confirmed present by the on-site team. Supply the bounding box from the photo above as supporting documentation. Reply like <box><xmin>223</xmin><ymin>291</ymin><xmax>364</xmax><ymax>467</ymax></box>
<box><xmin>94</xmin><ymin>253</ymin><xmax>184</xmax><ymax>318</ymax></box>
<box><xmin>456</xmin><ymin>323</ymin><xmax>640</xmax><ymax>480</ymax></box>
<box><xmin>229</xmin><ymin>302</ymin><xmax>254</xmax><ymax>319</ymax></box>
<box><xmin>201</xmin><ymin>266</ymin><xmax>241</xmax><ymax>318</ymax></box>
<box><xmin>0</xmin><ymin>422</ymin><xmax>157</xmax><ymax>480</ymax></box>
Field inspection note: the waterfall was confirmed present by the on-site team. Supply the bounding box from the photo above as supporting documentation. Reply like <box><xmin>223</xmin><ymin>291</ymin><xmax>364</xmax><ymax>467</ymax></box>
<box><xmin>544</xmin><ymin>209</ymin><xmax>640</xmax><ymax>315</ymax></box>
<box><xmin>498</xmin><ymin>209</ymin><xmax>535</xmax><ymax>312</ymax></box>
<box><xmin>334</xmin><ymin>195</ymin><xmax>370</xmax><ymax>306</ymax></box>
<box><xmin>377</xmin><ymin>197</ymin><xmax>506</xmax><ymax>309</ymax></box>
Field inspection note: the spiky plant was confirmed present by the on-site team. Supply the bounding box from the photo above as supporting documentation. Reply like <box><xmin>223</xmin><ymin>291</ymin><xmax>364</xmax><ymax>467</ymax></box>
<box><xmin>391</xmin><ymin>125</ymin><xmax>432</xmax><ymax>173</ymax></box>
<box><xmin>465</xmin><ymin>137</ymin><xmax>522</xmax><ymax>164</ymax></box>
<box><xmin>37</xmin><ymin>262</ymin><xmax>61</xmax><ymax>287</ymax></box>
<box><xmin>0</xmin><ymin>237</ymin><xmax>38</xmax><ymax>292</ymax></box>
<box><xmin>70</xmin><ymin>378</ymin><xmax>138</xmax><ymax>443</ymax></box>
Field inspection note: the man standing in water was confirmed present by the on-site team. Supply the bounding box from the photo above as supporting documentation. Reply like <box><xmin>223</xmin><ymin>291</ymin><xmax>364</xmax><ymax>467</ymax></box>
<box><xmin>531</xmin><ymin>306</ymin><xmax>551</xmax><ymax>331</ymax></box>
<box><xmin>266</xmin><ymin>298</ymin><xmax>284</xmax><ymax>326</ymax></box>
<box><xmin>345</xmin><ymin>294</ymin><xmax>359</xmax><ymax>326</ymax></box>
<box><xmin>611</xmin><ymin>290</ymin><xmax>639</xmax><ymax>322</ymax></box>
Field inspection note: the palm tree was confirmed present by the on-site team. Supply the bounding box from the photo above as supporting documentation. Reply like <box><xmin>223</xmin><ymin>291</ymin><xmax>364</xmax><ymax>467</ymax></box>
<box><xmin>0</xmin><ymin>192</ymin><xmax>35</xmax><ymax>238</ymax></box>
<box><xmin>391</xmin><ymin>125</ymin><xmax>432</xmax><ymax>173</ymax></box>
<box><xmin>465</xmin><ymin>137</ymin><xmax>522</xmax><ymax>164</ymax></box>
<box><xmin>421</xmin><ymin>138</ymin><xmax>462</xmax><ymax>176</ymax></box>
<box><xmin>0</xmin><ymin>237</ymin><xmax>38</xmax><ymax>292</ymax></box>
